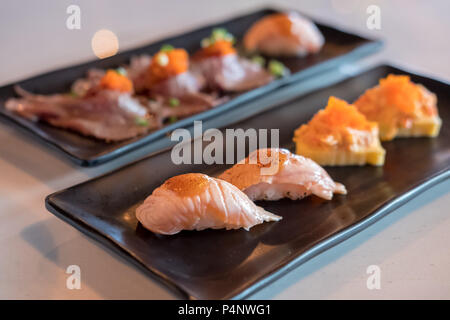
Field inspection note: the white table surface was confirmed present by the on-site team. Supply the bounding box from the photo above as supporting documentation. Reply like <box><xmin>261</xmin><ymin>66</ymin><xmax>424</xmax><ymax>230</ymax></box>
<box><xmin>0</xmin><ymin>0</ymin><xmax>449</xmax><ymax>299</ymax></box>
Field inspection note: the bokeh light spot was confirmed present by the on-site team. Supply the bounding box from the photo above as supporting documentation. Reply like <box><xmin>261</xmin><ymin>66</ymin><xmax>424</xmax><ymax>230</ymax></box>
<box><xmin>91</xmin><ymin>29</ymin><xmax>119</xmax><ymax>59</ymax></box>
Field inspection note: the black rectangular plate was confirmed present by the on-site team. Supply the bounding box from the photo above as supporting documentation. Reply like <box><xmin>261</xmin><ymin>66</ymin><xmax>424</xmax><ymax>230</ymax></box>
<box><xmin>0</xmin><ymin>7</ymin><xmax>381</xmax><ymax>166</ymax></box>
<box><xmin>45</xmin><ymin>65</ymin><xmax>450</xmax><ymax>299</ymax></box>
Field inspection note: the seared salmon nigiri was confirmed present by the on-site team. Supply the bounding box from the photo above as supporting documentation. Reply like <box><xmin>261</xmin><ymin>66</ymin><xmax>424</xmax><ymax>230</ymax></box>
<box><xmin>136</xmin><ymin>173</ymin><xmax>281</xmax><ymax>235</ymax></box>
<box><xmin>243</xmin><ymin>12</ymin><xmax>324</xmax><ymax>57</ymax></box>
<box><xmin>218</xmin><ymin>148</ymin><xmax>346</xmax><ymax>201</ymax></box>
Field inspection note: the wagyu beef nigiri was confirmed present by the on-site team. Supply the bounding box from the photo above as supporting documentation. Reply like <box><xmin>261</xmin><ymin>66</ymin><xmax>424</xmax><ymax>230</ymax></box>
<box><xmin>147</xmin><ymin>93</ymin><xmax>228</xmax><ymax>127</ymax></box>
<box><xmin>5</xmin><ymin>70</ymin><xmax>156</xmax><ymax>141</ymax></box>
<box><xmin>145</xmin><ymin>46</ymin><xmax>205</xmax><ymax>97</ymax></box>
<box><xmin>192</xmin><ymin>28</ymin><xmax>273</xmax><ymax>92</ymax></box>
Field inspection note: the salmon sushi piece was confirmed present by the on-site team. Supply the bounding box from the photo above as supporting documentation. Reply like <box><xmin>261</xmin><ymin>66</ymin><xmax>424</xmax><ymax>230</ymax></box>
<box><xmin>243</xmin><ymin>12</ymin><xmax>324</xmax><ymax>57</ymax></box>
<box><xmin>218</xmin><ymin>148</ymin><xmax>346</xmax><ymax>201</ymax></box>
<box><xmin>136</xmin><ymin>173</ymin><xmax>281</xmax><ymax>235</ymax></box>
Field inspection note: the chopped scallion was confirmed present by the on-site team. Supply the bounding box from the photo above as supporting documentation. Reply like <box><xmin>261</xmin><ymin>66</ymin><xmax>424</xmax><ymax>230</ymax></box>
<box><xmin>201</xmin><ymin>38</ymin><xmax>211</xmax><ymax>48</ymax></box>
<box><xmin>168</xmin><ymin>116</ymin><xmax>178</xmax><ymax>123</ymax></box>
<box><xmin>212</xmin><ymin>28</ymin><xmax>228</xmax><ymax>40</ymax></box>
<box><xmin>135</xmin><ymin>117</ymin><xmax>149</xmax><ymax>126</ymax></box>
<box><xmin>268</xmin><ymin>59</ymin><xmax>288</xmax><ymax>78</ymax></box>
<box><xmin>160</xmin><ymin>44</ymin><xmax>174</xmax><ymax>52</ymax></box>
<box><xmin>251</xmin><ymin>55</ymin><xmax>266</xmax><ymax>67</ymax></box>
<box><xmin>201</xmin><ymin>27</ymin><xmax>235</xmax><ymax>47</ymax></box>
<box><xmin>169</xmin><ymin>97</ymin><xmax>180</xmax><ymax>107</ymax></box>
<box><xmin>115</xmin><ymin>67</ymin><xmax>127</xmax><ymax>76</ymax></box>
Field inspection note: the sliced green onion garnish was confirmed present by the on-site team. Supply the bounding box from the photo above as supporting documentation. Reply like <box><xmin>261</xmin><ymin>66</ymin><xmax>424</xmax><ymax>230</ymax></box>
<box><xmin>168</xmin><ymin>116</ymin><xmax>178</xmax><ymax>123</ymax></box>
<box><xmin>201</xmin><ymin>38</ymin><xmax>211</xmax><ymax>48</ymax></box>
<box><xmin>135</xmin><ymin>117</ymin><xmax>149</xmax><ymax>126</ymax></box>
<box><xmin>160</xmin><ymin>44</ymin><xmax>174</xmax><ymax>52</ymax></box>
<box><xmin>212</xmin><ymin>28</ymin><xmax>228</xmax><ymax>40</ymax></box>
<box><xmin>69</xmin><ymin>91</ymin><xmax>78</xmax><ymax>98</ymax></box>
<box><xmin>268</xmin><ymin>60</ymin><xmax>288</xmax><ymax>78</ymax></box>
<box><xmin>115</xmin><ymin>67</ymin><xmax>127</xmax><ymax>76</ymax></box>
<box><xmin>202</xmin><ymin>27</ymin><xmax>235</xmax><ymax>47</ymax></box>
<box><xmin>169</xmin><ymin>97</ymin><xmax>180</xmax><ymax>107</ymax></box>
<box><xmin>251</xmin><ymin>55</ymin><xmax>266</xmax><ymax>67</ymax></box>
<box><xmin>224</xmin><ymin>33</ymin><xmax>236</xmax><ymax>44</ymax></box>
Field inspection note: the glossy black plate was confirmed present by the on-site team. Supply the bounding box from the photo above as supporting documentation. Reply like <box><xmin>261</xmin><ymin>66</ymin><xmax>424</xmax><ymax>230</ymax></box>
<box><xmin>45</xmin><ymin>65</ymin><xmax>450</xmax><ymax>299</ymax></box>
<box><xmin>0</xmin><ymin>8</ymin><xmax>381</xmax><ymax>166</ymax></box>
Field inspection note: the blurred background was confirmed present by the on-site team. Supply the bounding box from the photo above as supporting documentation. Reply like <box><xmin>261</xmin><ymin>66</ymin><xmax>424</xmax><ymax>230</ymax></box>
<box><xmin>1</xmin><ymin>0</ymin><xmax>449</xmax><ymax>85</ymax></box>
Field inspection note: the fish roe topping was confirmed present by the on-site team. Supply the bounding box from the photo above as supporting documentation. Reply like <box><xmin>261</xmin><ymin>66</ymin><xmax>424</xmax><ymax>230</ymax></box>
<box><xmin>353</xmin><ymin>74</ymin><xmax>439</xmax><ymax>140</ymax></box>
<box><xmin>148</xmin><ymin>46</ymin><xmax>189</xmax><ymax>85</ymax></box>
<box><xmin>355</xmin><ymin>74</ymin><xmax>438</xmax><ymax>118</ymax></box>
<box><xmin>378</xmin><ymin>75</ymin><xmax>421</xmax><ymax>113</ymax></box>
<box><xmin>196</xmin><ymin>40</ymin><xmax>236</xmax><ymax>58</ymax></box>
<box><xmin>100</xmin><ymin>69</ymin><xmax>133</xmax><ymax>93</ymax></box>
<box><xmin>195</xmin><ymin>28</ymin><xmax>236</xmax><ymax>59</ymax></box>
<box><xmin>313</xmin><ymin>97</ymin><xmax>375</xmax><ymax>131</ymax></box>
<box><xmin>163</xmin><ymin>173</ymin><xmax>211</xmax><ymax>197</ymax></box>
<box><xmin>294</xmin><ymin>97</ymin><xmax>378</xmax><ymax>150</ymax></box>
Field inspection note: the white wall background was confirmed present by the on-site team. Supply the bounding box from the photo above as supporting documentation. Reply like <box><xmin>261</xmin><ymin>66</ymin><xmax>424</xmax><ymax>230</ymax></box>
<box><xmin>1</xmin><ymin>0</ymin><xmax>449</xmax><ymax>85</ymax></box>
<box><xmin>0</xmin><ymin>0</ymin><xmax>449</xmax><ymax>300</ymax></box>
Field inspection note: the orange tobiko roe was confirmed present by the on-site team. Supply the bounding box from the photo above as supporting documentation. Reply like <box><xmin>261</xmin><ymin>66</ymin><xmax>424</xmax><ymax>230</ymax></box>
<box><xmin>377</xmin><ymin>75</ymin><xmax>422</xmax><ymax>114</ymax></box>
<box><xmin>295</xmin><ymin>96</ymin><xmax>377</xmax><ymax>149</ymax></box>
<box><xmin>100</xmin><ymin>70</ymin><xmax>133</xmax><ymax>93</ymax></box>
<box><xmin>148</xmin><ymin>48</ymin><xmax>189</xmax><ymax>85</ymax></box>
<box><xmin>354</xmin><ymin>74</ymin><xmax>438</xmax><ymax>125</ymax></box>
<box><xmin>194</xmin><ymin>40</ymin><xmax>236</xmax><ymax>59</ymax></box>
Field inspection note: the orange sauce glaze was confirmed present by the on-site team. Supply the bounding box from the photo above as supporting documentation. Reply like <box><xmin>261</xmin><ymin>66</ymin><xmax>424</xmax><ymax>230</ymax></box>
<box><xmin>163</xmin><ymin>173</ymin><xmax>211</xmax><ymax>197</ymax></box>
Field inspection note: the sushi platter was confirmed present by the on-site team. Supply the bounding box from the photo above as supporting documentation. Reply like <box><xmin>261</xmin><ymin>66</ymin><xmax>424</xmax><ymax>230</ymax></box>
<box><xmin>46</xmin><ymin>64</ymin><xmax>450</xmax><ymax>299</ymax></box>
<box><xmin>0</xmin><ymin>2</ymin><xmax>445</xmax><ymax>300</ymax></box>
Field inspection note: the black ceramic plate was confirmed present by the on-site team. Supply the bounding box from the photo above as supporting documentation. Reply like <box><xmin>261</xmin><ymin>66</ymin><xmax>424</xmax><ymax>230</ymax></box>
<box><xmin>0</xmin><ymin>8</ymin><xmax>381</xmax><ymax>166</ymax></box>
<box><xmin>45</xmin><ymin>65</ymin><xmax>450</xmax><ymax>299</ymax></box>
